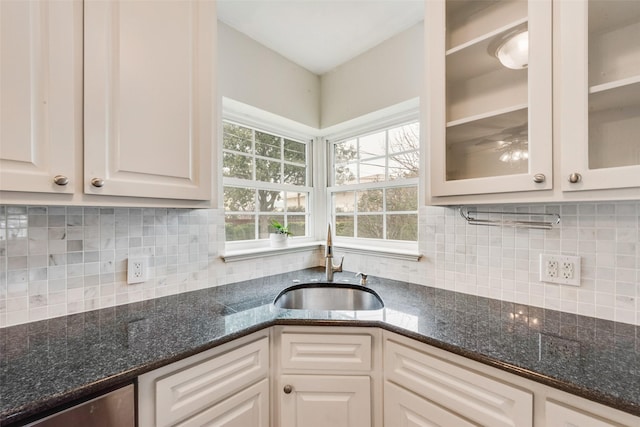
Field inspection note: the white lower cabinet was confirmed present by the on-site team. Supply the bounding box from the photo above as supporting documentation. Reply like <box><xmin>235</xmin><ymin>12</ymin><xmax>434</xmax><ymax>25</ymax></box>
<box><xmin>274</xmin><ymin>326</ymin><xmax>382</xmax><ymax>427</ymax></box>
<box><xmin>382</xmin><ymin>331</ymin><xmax>639</xmax><ymax>427</ymax></box>
<box><xmin>137</xmin><ymin>327</ymin><xmax>639</xmax><ymax>427</ymax></box>
<box><xmin>138</xmin><ymin>331</ymin><xmax>269</xmax><ymax>427</ymax></box>
<box><xmin>384</xmin><ymin>334</ymin><xmax>532</xmax><ymax>427</ymax></box>
<box><xmin>279</xmin><ymin>375</ymin><xmax>371</xmax><ymax>427</ymax></box>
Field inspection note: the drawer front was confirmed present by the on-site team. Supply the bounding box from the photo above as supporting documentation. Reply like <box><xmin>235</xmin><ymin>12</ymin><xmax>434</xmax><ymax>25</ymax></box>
<box><xmin>281</xmin><ymin>332</ymin><xmax>372</xmax><ymax>371</ymax></box>
<box><xmin>156</xmin><ymin>337</ymin><xmax>269</xmax><ymax>427</ymax></box>
<box><xmin>385</xmin><ymin>339</ymin><xmax>532</xmax><ymax>427</ymax></box>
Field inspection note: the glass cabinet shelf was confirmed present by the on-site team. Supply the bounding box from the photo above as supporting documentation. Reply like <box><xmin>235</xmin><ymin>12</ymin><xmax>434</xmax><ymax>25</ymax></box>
<box><xmin>446</xmin><ymin>19</ymin><xmax>527</xmax><ymax>82</ymax></box>
<box><xmin>446</xmin><ymin>107</ymin><xmax>528</xmax><ymax>181</ymax></box>
<box><xmin>589</xmin><ymin>77</ymin><xmax>640</xmax><ymax>111</ymax></box>
<box><xmin>446</xmin><ymin>0</ymin><xmax>527</xmax><ymax>50</ymax></box>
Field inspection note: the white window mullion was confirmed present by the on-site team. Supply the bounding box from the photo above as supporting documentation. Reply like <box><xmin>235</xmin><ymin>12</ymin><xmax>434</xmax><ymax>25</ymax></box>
<box><xmin>253</xmin><ymin>190</ymin><xmax>260</xmax><ymax>236</ymax></box>
<box><xmin>251</xmin><ymin>129</ymin><xmax>257</xmax><ymax>181</ymax></box>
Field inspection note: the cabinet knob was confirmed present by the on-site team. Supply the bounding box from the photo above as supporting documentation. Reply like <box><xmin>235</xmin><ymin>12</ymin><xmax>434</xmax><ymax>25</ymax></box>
<box><xmin>568</xmin><ymin>173</ymin><xmax>582</xmax><ymax>184</ymax></box>
<box><xmin>283</xmin><ymin>385</ymin><xmax>293</xmax><ymax>394</ymax></box>
<box><xmin>53</xmin><ymin>175</ymin><xmax>69</xmax><ymax>186</ymax></box>
<box><xmin>533</xmin><ymin>173</ymin><xmax>546</xmax><ymax>183</ymax></box>
<box><xmin>91</xmin><ymin>177</ymin><xmax>105</xmax><ymax>188</ymax></box>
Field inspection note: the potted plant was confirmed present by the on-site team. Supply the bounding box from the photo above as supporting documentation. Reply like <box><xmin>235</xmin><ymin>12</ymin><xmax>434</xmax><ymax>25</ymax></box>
<box><xmin>269</xmin><ymin>219</ymin><xmax>291</xmax><ymax>248</ymax></box>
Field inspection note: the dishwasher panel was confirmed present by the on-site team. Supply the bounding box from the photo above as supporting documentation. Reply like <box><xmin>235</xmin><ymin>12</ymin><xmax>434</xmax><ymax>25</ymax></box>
<box><xmin>26</xmin><ymin>384</ymin><xmax>135</xmax><ymax>427</ymax></box>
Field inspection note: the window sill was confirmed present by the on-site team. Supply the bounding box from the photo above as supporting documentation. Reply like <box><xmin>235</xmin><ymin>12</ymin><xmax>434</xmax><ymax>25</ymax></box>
<box><xmin>333</xmin><ymin>243</ymin><xmax>423</xmax><ymax>262</ymax></box>
<box><xmin>221</xmin><ymin>241</ymin><xmax>324</xmax><ymax>262</ymax></box>
<box><xmin>221</xmin><ymin>241</ymin><xmax>423</xmax><ymax>263</ymax></box>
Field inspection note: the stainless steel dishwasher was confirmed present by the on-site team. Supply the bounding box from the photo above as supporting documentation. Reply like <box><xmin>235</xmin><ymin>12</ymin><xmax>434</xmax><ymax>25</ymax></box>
<box><xmin>26</xmin><ymin>384</ymin><xmax>135</xmax><ymax>427</ymax></box>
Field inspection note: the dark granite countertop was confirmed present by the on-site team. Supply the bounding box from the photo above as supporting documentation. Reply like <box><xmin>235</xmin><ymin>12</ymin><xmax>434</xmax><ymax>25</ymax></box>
<box><xmin>1</xmin><ymin>267</ymin><xmax>638</xmax><ymax>425</ymax></box>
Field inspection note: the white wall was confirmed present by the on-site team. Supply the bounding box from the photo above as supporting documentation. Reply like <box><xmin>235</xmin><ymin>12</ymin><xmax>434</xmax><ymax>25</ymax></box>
<box><xmin>218</xmin><ymin>22</ymin><xmax>321</xmax><ymax>129</ymax></box>
<box><xmin>218</xmin><ymin>21</ymin><xmax>423</xmax><ymax>131</ymax></box>
<box><xmin>320</xmin><ymin>23</ymin><xmax>424</xmax><ymax>128</ymax></box>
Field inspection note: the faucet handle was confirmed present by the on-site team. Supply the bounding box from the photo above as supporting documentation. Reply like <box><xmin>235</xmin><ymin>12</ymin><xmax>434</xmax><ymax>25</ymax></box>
<box><xmin>335</xmin><ymin>256</ymin><xmax>344</xmax><ymax>272</ymax></box>
<box><xmin>355</xmin><ymin>272</ymin><xmax>368</xmax><ymax>286</ymax></box>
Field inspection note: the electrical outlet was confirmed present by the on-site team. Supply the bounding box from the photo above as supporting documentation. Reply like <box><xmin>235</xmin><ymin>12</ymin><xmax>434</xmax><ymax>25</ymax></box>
<box><xmin>561</xmin><ymin>261</ymin><xmax>574</xmax><ymax>279</ymax></box>
<box><xmin>539</xmin><ymin>254</ymin><xmax>581</xmax><ymax>286</ymax></box>
<box><xmin>127</xmin><ymin>257</ymin><xmax>149</xmax><ymax>284</ymax></box>
<box><xmin>546</xmin><ymin>260</ymin><xmax>558</xmax><ymax>278</ymax></box>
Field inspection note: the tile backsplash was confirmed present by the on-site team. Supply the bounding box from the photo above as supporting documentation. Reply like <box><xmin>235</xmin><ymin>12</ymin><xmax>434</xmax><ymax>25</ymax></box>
<box><xmin>0</xmin><ymin>205</ymin><xmax>321</xmax><ymax>327</ymax></box>
<box><xmin>0</xmin><ymin>202</ymin><xmax>638</xmax><ymax>327</ymax></box>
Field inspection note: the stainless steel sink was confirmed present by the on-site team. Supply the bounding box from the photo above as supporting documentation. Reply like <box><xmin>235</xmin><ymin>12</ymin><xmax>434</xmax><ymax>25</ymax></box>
<box><xmin>273</xmin><ymin>283</ymin><xmax>384</xmax><ymax>311</ymax></box>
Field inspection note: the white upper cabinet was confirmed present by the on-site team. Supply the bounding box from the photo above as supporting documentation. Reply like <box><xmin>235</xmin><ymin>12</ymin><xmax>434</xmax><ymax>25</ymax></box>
<box><xmin>559</xmin><ymin>0</ymin><xmax>640</xmax><ymax>192</ymax></box>
<box><xmin>84</xmin><ymin>0</ymin><xmax>214</xmax><ymax>200</ymax></box>
<box><xmin>1</xmin><ymin>0</ymin><xmax>215</xmax><ymax>206</ymax></box>
<box><xmin>427</xmin><ymin>0</ymin><xmax>552</xmax><ymax>197</ymax></box>
<box><xmin>0</xmin><ymin>0</ymin><xmax>79</xmax><ymax>194</ymax></box>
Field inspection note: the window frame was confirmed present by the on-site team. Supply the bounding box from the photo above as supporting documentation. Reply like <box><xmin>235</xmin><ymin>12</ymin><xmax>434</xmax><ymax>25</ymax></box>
<box><xmin>326</xmin><ymin>114</ymin><xmax>420</xmax><ymax>252</ymax></box>
<box><xmin>222</xmin><ymin>118</ymin><xmax>315</xmax><ymax>251</ymax></box>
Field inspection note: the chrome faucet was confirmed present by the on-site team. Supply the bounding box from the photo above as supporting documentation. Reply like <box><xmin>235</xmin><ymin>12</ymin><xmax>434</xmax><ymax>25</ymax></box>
<box><xmin>325</xmin><ymin>224</ymin><xmax>343</xmax><ymax>281</ymax></box>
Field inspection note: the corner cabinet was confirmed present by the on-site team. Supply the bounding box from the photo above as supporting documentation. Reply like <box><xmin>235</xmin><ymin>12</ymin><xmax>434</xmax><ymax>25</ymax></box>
<box><xmin>558</xmin><ymin>0</ymin><xmax>640</xmax><ymax>192</ymax></box>
<box><xmin>274</xmin><ymin>327</ymin><xmax>382</xmax><ymax>427</ymax></box>
<box><xmin>0</xmin><ymin>0</ymin><xmax>215</xmax><ymax>205</ymax></box>
<box><xmin>426</xmin><ymin>0</ymin><xmax>553</xmax><ymax>198</ymax></box>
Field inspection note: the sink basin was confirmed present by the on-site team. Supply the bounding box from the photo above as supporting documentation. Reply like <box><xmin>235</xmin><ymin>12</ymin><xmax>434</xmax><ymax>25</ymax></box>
<box><xmin>273</xmin><ymin>283</ymin><xmax>384</xmax><ymax>311</ymax></box>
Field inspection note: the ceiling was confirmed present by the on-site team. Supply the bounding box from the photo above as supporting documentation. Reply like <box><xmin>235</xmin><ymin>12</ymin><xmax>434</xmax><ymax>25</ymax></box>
<box><xmin>217</xmin><ymin>0</ymin><xmax>425</xmax><ymax>75</ymax></box>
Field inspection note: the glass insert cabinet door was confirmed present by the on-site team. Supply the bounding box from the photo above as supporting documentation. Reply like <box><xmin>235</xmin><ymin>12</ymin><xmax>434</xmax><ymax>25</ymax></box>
<box><xmin>427</xmin><ymin>0</ymin><xmax>552</xmax><ymax>197</ymax></box>
<box><xmin>559</xmin><ymin>0</ymin><xmax>640</xmax><ymax>191</ymax></box>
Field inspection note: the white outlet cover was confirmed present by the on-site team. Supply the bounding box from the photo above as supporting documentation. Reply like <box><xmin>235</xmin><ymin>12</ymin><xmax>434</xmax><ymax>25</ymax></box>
<box><xmin>540</xmin><ymin>254</ymin><xmax>581</xmax><ymax>286</ymax></box>
<box><xmin>127</xmin><ymin>257</ymin><xmax>149</xmax><ymax>284</ymax></box>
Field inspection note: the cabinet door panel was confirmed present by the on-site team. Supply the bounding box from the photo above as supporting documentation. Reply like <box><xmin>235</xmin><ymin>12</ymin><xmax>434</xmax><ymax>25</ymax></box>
<box><xmin>84</xmin><ymin>0</ymin><xmax>213</xmax><ymax>200</ymax></box>
<box><xmin>280</xmin><ymin>375</ymin><xmax>371</xmax><ymax>427</ymax></box>
<box><xmin>0</xmin><ymin>0</ymin><xmax>77</xmax><ymax>194</ymax></box>
<box><xmin>427</xmin><ymin>0</ymin><xmax>553</xmax><ymax>197</ymax></box>
<box><xmin>385</xmin><ymin>339</ymin><xmax>532</xmax><ymax>427</ymax></box>
<box><xmin>175</xmin><ymin>379</ymin><xmax>269</xmax><ymax>427</ymax></box>
<box><xmin>545</xmin><ymin>400</ymin><xmax>623</xmax><ymax>427</ymax></box>
<box><xmin>156</xmin><ymin>337</ymin><xmax>268</xmax><ymax>427</ymax></box>
<box><xmin>385</xmin><ymin>381</ymin><xmax>478</xmax><ymax>427</ymax></box>
<box><xmin>559</xmin><ymin>0</ymin><xmax>640</xmax><ymax>192</ymax></box>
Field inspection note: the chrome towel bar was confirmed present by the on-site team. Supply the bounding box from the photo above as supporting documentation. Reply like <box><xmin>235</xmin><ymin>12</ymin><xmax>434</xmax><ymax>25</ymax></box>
<box><xmin>459</xmin><ymin>207</ymin><xmax>560</xmax><ymax>230</ymax></box>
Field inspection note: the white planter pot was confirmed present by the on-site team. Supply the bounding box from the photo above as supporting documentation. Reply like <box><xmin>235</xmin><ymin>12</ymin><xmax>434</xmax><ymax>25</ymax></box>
<box><xmin>269</xmin><ymin>233</ymin><xmax>288</xmax><ymax>248</ymax></box>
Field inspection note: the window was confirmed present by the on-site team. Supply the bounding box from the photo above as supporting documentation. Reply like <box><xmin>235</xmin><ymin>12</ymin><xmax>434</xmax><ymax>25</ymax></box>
<box><xmin>223</xmin><ymin>120</ymin><xmax>311</xmax><ymax>244</ymax></box>
<box><xmin>329</xmin><ymin>121</ymin><xmax>419</xmax><ymax>244</ymax></box>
